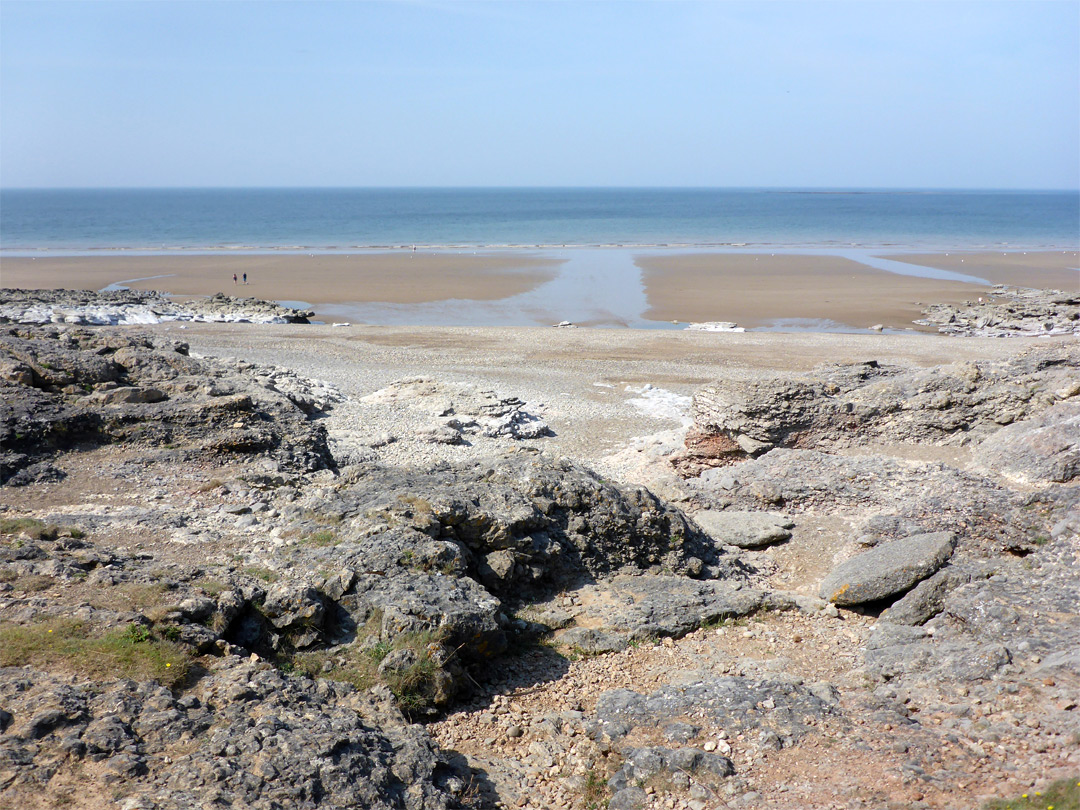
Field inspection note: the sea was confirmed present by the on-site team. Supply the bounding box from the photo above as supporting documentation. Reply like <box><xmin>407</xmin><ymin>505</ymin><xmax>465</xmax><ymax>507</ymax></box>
<box><xmin>2</xmin><ymin>188</ymin><xmax>1078</xmax><ymax>253</ymax></box>
<box><xmin>2</xmin><ymin>188</ymin><xmax>1077</xmax><ymax>330</ymax></box>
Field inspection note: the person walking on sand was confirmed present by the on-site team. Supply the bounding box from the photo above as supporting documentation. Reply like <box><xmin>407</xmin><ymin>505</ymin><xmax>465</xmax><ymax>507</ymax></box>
<box><xmin>243</xmin><ymin>272</ymin><xmax>248</xmax><ymax>284</ymax></box>
<box><xmin>232</xmin><ymin>273</ymin><xmax>237</xmax><ymax>285</ymax></box>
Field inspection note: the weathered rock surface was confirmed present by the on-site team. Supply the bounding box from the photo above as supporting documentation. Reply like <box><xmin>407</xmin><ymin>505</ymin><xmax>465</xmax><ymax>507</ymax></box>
<box><xmin>915</xmin><ymin>285</ymin><xmax>1080</xmax><ymax>337</ymax></box>
<box><xmin>3</xmin><ymin>319</ymin><xmax>1079</xmax><ymax>810</ymax></box>
<box><xmin>974</xmin><ymin>399</ymin><xmax>1080</xmax><ymax>485</ymax></box>
<box><xmin>677</xmin><ymin>344</ymin><xmax>1079</xmax><ymax>471</ymax></box>
<box><xmin>0</xmin><ymin>288</ymin><xmax>314</xmax><ymax>326</ymax></box>
<box><xmin>865</xmin><ymin>529</ymin><xmax>1080</xmax><ymax>688</ymax></box>
<box><xmin>819</xmin><ymin>531</ymin><xmax>957</xmax><ymax>606</ymax></box>
<box><xmin>549</xmin><ymin>575</ymin><xmax>784</xmax><ymax>653</ymax></box>
<box><xmin>692</xmin><ymin>510</ymin><xmax>794</xmax><ymax>548</ymax></box>
<box><xmin>592</xmin><ymin>676</ymin><xmax>841</xmax><ymax>750</ymax></box>
<box><xmin>0</xmin><ymin>325</ymin><xmax>339</xmax><ymax>485</ymax></box>
<box><xmin>360</xmin><ymin>377</ymin><xmax>551</xmax><ymax>441</ymax></box>
<box><xmin>0</xmin><ymin>663</ymin><xmax>461</xmax><ymax>810</ymax></box>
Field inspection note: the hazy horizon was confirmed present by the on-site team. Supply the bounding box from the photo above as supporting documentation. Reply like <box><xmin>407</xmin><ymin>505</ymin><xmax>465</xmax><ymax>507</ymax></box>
<box><xmin>4</xmin><ymin>185</ymin><xmax>1078</xmax><ymax>192</ymax></box>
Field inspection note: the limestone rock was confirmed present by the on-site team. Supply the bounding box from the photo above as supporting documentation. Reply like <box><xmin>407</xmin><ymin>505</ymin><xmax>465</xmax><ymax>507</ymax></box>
<box><xmin>678</xmin><ymin>345</ymin><xmax>1079</xmax><ymax>472</ymax></box>
<box><xmin>974</xmin><ymin>399</ymin><xmax>1080</xmax><ymax>485</ymax></box>
<box><xmin>692</xmin><ymin>509</ymin><xmax>794</xmax><ymax>548</ymax></box>
<box><xmin>820</xmin><ymin>531</ymin><xmax>957</xmax><ymax>606</ymax></box>
<box><xmin>0</xmin><ymin>324</ymin><xmax>337</xmax><ymax>484</ymax></box>
<box><xmin>916</xmin><ymin>286</ymin><xmax>1080</xmax><ymax>337</ymax></box>
<box><xmin>0</xmin><ymin>287</ymin><xmax>313</xmax><ymax>325</ymax></box>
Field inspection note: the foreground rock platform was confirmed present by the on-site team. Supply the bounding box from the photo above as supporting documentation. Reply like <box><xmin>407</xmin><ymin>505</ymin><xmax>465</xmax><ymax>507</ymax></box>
<box><xmin>1</xmin><ymin>316</ymin><xmax>1077</xmax><ymax>810</ymax></box>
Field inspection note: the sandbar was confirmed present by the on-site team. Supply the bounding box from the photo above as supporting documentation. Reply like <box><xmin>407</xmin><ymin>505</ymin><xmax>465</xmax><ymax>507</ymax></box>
<box><xmin>0</xmin><ymin>253</ymin><xmax>561</xmax><ymax>317</ymax></box>
<box><xmin>881</xmin><ymin>251</ymin><xmax>1079</xmax><ymax>290</ymax></box>
<box><xmin>636</xmin><ymin>254</ymin><xmax>982</xmax><ymax>330</ymax></box>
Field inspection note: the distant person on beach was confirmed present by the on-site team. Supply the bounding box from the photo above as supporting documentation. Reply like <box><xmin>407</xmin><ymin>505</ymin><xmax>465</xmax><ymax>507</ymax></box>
<box><xmin>232</xmin><ymin>273</ymin><xmax>237</xmax><ymax>285</ymax></box>
<box><xmin>243</xmin><ymin>272</ymin><xmax>248</xmax><ymax>284</ymax></box>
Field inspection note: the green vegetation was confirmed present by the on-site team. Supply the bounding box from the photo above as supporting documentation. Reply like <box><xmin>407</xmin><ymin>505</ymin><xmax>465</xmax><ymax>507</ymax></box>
<box><xmin>0</xmin><ymin>619</ymin><xmax>192</xmax><ymax>688</ymax></box>
<box><xmin>11</xmin><ymin>574</ymin><xmax>55</xmax><ymax>593</ymax></box>
<box><xmin>582</xmin><ymin>768</ymin><xmax>611</xmax><ymax>810</ymax></box>
<box><xmin>983</xmin><ymin>778</ymin><xmax>1080</xmax><ymax>810</ymax></box>
<box><xmin>118</xmin><ymin>582</ymin><xmax>172</xmax><ymax>612</ymax></box>
<box><xmin>0</xmin><ymin>517</ymin><xmax>54</xmax><ymax>541</ymax></box>
<box><xmin>195</xmin><ymin>578</ymin><xmax>230</xmax><ymax>596</ymax></box>
<box><xmin>283</xmin><ymin>611</ymin><xmax>449</xmax><ymax>714</ymax></box>
<box><xmin>242</xmin><ymin>565</ymin><xmax>280</xmax><ymax>583</ymax></box>
<box><xmin>0</xmin><ymin>518</ymin><xmax>86</xmax><ymax>542</ymax></box>
<box><xmin>303</xmin><ymin>529</ymin><xmax>339</xmax><ymax>547</ymax></box>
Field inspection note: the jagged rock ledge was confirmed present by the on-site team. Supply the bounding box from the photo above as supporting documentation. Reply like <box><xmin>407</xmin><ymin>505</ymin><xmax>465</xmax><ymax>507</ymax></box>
<box><xmin>0</xmin><ymin>288</ymin><xmax>314</xmax><ymax>326</ymax></box>
<box><xmin>916</xmin><ymin>285</ymin><xmax>1080</xmax><ymax>337</ymax></box>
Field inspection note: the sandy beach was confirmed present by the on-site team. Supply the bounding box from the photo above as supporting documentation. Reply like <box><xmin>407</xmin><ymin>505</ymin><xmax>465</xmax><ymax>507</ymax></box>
<box><xmin>1</xmin><ymin>249</ymin><xmax>1074</xmax><ymax>330</ymax></box>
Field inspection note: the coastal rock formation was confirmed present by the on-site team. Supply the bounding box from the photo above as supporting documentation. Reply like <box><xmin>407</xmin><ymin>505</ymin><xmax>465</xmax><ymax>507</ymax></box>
<box><xmin>973</xmin><ymin>399</ymin><xmax>1080</xmax><ymax>485</ymax></box>
<box><xmin>360</xmin><ymin>378</ymin><xmax>551</xmax><ymax>440</ymax></box>
<box><xmin>691</xmin><ymin>510</ymin><xmax>794</xmax><ymax>548</ymax></box>
<box><xmin>2</xmin><ymin>313</ymin><xmax>1078</xmax><ymax>810</ymax></box>
<box><xmin>676</xmin><ymin>344</ymin><xmax>1079</xmax><ymax>472</ymax></box>
<box><xmin>0</xmin><ymin>663</ymin><xmax>462</xmax><ymax>810</ymax></box>
<box><xmin>818</xmin><ymin>531</ymin><xmax>957</xmax><ymax>606</ymax></box>
<box><xmin>0</xmin><ymin>288</ymin><xmax>314</xmax><ymax>326</ymax></box>
<box><xmin>0</xmin><ymin>324</ymin><xmax>339</xmax><ymax>485</ymax></box>
<box><xmin>915</xmin><ymin>285</ymin><xmax>1080</xmax><ymax>337</ymax></box>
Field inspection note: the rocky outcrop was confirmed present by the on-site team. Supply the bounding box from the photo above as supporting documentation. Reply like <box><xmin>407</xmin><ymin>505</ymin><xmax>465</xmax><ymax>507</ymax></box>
<box><xmin>4</xmin><ymin>321</ymin><xmax>1079</xmax><ymax>809</ymax></box>
<box><xmin>0</xmin><ymin>288</ymin><xmax>313</xmax><ymax>325</ymax></box>
<box><xmin>548</xmin><ymin>575</ymin><xmax>785</xmax><ymax>653</ymax></box>
<box><xmin>592</xmin><ymin>677</ymin><xmax>841</xmax><ymax>751</ymax></box>
<box><xmin>676</xmin><ymin>344</ymin><xmax>1079</xmax><ymax>472</ymax></box>
<box><xmin>0</xmin><ymin>325</ymin><xmax>339</xmax><ymax>485</ymax></box>
<box><xmin>0</xmin><ymin>663</ymin><xmax>463</xmax><ymax>810</ymax></box>
<box><xmin>915</xmin><ymin>285</ymin><xmax>1080</xmax><ymax>337</ymax></box>
<box><xmin>360</xmin><ymin>377</ymin><xmax>551</xmax><ymax>440</ymax></box>
<box><xmin>973</xmin><ymin>399</ymin><xmax>1080</xmax><ymax>485</ymax></box>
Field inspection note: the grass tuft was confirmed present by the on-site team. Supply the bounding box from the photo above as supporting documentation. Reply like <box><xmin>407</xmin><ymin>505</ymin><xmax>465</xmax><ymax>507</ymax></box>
<box><xmin>283</xmin><ymin>610</ymin><xmax>449</xmax><ymax>714</ymax></box>
<box><xmin>303</xmin><ymin>529</ymin><xmax>339</xmax><ymax>547</ymax></box>
<box><xmin>0</xmin><ymin>619</ymin><xmax>192</xmax><ymax>688</ymax></box>
<box><xmin>0</xmin><ymin>517</ymin><xmax>55</xmax><ymax>541</ymax></box>
<box><xmin>983</xmin><ymin>778</ymin><xmax>1080</xmax><ymax>810</ymax></box>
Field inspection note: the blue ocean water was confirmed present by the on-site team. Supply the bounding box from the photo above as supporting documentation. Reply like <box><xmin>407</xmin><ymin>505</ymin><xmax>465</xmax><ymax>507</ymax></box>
<box><xmin>1</xmin><ymin>188</ymin><xmax>1077</xmax><ymax>252</ymax></box>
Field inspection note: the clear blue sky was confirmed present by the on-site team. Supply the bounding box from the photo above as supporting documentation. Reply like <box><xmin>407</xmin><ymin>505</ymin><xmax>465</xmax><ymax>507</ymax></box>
<box><xmin>2</xmin><ymin>0</ymin><xmax>1077</xmax><ymax>189</ymax></box>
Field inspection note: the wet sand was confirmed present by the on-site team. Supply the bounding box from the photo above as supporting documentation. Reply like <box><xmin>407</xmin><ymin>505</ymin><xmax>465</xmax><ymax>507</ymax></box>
<box><xmin>2</xmin><ymin>249</ymin><xmax>1071</xmax><ymax>331</ymax></box>
<box><xmin>635</xmin><ymin>254</ymin><xmax>980</xmax><ymax>330</ymax></box>
<box><xmin>0</xmin><ymin>253</ymin><xmax>562</xmax><ymax>310</ymax></box>
<box><xmin>882</xmin><ymin>251</ymin><xmax>1080</xmax><ymax>290</ymax></box>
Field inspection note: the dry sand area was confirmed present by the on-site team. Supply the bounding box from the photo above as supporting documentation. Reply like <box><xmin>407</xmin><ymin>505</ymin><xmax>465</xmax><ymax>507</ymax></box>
<box><xmin>635</xmin><ymin>252</ymin><xmax>1076</xmax><ymax>330</ymax></box>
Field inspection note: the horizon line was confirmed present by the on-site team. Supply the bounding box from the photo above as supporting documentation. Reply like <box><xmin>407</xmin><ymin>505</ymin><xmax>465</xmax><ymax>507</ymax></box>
<box><xmin>3</xmin><ymin>184</ymin><xmax>1078</xmax><ymax>193</ymax></box>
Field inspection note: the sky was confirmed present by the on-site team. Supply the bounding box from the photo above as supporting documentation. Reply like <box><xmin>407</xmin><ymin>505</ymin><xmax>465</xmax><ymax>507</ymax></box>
<box><xmin>1</xmin><ymin>0</ymin><xmax>1077</xmax><ymax>189</ymax></box>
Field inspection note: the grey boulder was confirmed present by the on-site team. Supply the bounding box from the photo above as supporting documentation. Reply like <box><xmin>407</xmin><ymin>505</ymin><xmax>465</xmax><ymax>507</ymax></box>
<box><xmin>819</xmin><ymin>531</ymin><xmax>957</xmax><ymax>606</ymax></box>
<box><xmin>692</xmin><ymin>509</ymin><xmax>794</xmax><ymax>548</ymax></box>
